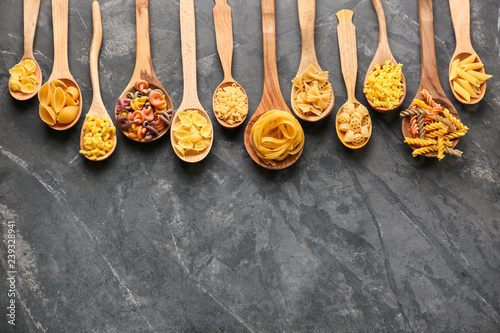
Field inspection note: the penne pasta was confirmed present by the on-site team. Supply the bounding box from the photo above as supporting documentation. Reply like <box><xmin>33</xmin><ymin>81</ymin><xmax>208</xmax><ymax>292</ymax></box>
<box><xmin>457</xmin><ymin>78</ymin><xmax>478</xmax><ymax>98</ymax></box>
<box><xmin>459</xmin><ymin>63</ymin><xmax>483</xmax><ymax>71</ymax></box>
<box><xmin>453</xmin><ymin>81</ymin><xmax>471</xmax><ymax>102</ymax></box>
<box><xmin>457</xmin><ymin>68</ymin><xmax>479</xmax><ymax>86</ymax></box>
<box><xmin>450</xmin><ymin>59</ymin><xmax>459</xmax><ymax>80</ymax></box>
<box><xmin>467</xmin><ymin>70</ymin><xmax>492</xmax><ymax>82</ymax></box>
<box><xmin>459</xmin><ymin>54</ymin><xmax>476</xmax><ymax>65</ymax></box>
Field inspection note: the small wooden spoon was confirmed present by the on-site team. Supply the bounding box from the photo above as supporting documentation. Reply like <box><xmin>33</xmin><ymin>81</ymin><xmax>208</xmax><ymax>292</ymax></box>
<box><xmin>335</xmin><ymin>10</ymin><xmax>371</xmax><ymax>149</ymax></box>
<box><xmin>170</xmin><ymin>0</ymin><xmax>213</xmax><ymax>163</ymax></box>
<box><xmin>44</xmin><ymin>0</ymin><xmax>82</xmax><ymax>131</ymax></box>
<box><xmin>115</xmin><ymin>0</ymin><xmax>174</xmax><ymax>142</ymax></box>
<box><xmin>363</xmin><ymin>0</ymin><xmax>406</xmax><ymax>113</ymax></box>
<box><xmin>448</xmin><ymin>0</ymin><xmax>486</xmax><ymax>104</ymax></box>
<box><xmin>80</xmin><ymin>2</ymin><xmax>117</xmax><ymax>161</ymax></box>
<box><xmin>402</xmin><ymin>0</ymin><xmax>461</xmax><ymax>157</ymax></box>
<box><xmin>9</xmin><ymin>0</ymin><xmax>42</xmax><ymax>101</ymax></box>
<box><xmin>243</xmin><ymin>0</ymin><xmax>304</xmax><ymax>169</ymax></box>
<box><xmin>212</xmin><ymin>0</ymin><xmax>248</xmax><ymax>129</ymax></box>
<box><xmin>290</xmin><ymin>0</ymin><xmax>334</xmax><ymax>122</ymax></box>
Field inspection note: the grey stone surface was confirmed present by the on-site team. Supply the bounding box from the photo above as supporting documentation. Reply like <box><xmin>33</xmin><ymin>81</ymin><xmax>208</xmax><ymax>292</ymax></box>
<box><xmin>1</xmin><ymin>0</ymin><xmax>499</xmax><ymax>332</ymax></box>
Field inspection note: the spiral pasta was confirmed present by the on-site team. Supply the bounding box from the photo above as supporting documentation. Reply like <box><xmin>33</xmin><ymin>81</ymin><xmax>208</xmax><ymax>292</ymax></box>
<box><xmin>250</xmin><ymin>110</ymin><xmax>304</xmax><ymax>166</ymax></box>
<box><xmin>363</xmin><ymin>61</ymin><xmax>404</xmax><ymax>110</ymax></box>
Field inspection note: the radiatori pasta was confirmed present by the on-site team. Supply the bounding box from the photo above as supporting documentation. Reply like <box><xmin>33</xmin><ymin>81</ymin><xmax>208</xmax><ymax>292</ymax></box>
<box><xmin>292</xmin><ymin>65</ymin><xmax>332</xmax><ymax>116</ymax></box>
<box><xmin>214</xmin><ymin>84</ymin><xmax>247</xmax><ymax>124</ymax></box>
<box><xmin>363</xmin><ymin>61</ymin><xmax>404</xmax><ymax>110</ymax></box>
<box><xmin>79</xmin><ymin>115</ymin><xmax>116</xmax><ymax>160</ymax></box>
<box><xmin>250</xmin><ymin>110</ymin><xmax>304</xmax><ymax>166</ymax></box>
<box><xmin>337</xmin><ymin>102</ymin><xmax>371</xmax><ymax>146</ymax></box>
<box><xmin>9</xmin><ymin>59</ymin><xmax>39</xmax><ymax>94</ymax></box>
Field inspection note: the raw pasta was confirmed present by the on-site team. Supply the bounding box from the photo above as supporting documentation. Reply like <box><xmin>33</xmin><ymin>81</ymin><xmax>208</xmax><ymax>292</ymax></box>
<box><xmin>250</xmin><ymin>110</ymin><xmax>304</xmax><ymax>166</ymax></box>
<box><xmin>9</xmin><ymin>59</ymin><xmax>39</xmax><ymax>94</ymax></box>
<box><xmin>337</xmin><ymin>103</ymin><xmax>371</xmax><ymax>146</ymax></box>
<box><xmin>79</xmin><ymin>115</ymin><xmax>116</xmax><ymax>160</ymax></box>
<box><xmin>214</xmin><ymin>84</ymin><xmax>248</xmax><ymax>124</ymax></box>
<box><xmin>449</xmin><ymin>54</ymin><xmax>492</xmax><ymax>102</ymax></box>
<box><xmin>292</xmin><ymin>65</ymin><xmax>332</xmax><ymax>116</ymax></box>
<box><xmin>172</xmin><ymin>110</ymin><xmax>212</xmax><ymax>156</ymax></box>
<box><xmin>363</xmin><ymin>61</ymin><xmax>404</xmax><ymax>110</ymax></box>
<box><xmin>38</xmin><ymin>80</ymin><xmax>80</xmax><ymax>126</ymax></box>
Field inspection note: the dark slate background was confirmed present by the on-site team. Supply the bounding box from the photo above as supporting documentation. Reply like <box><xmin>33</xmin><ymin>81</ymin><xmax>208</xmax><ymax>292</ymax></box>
<box><xmin>1</xmin><ymin>0</ymin><xmax>499</xmax><ymax>332</ymax></box>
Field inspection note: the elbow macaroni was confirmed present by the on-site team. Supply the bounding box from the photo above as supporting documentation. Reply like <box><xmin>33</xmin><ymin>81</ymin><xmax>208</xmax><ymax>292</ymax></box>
<box><xmin>79</xmin><ymin>115</ymin><xmax>116</xmax><ymax>160</ymax></box>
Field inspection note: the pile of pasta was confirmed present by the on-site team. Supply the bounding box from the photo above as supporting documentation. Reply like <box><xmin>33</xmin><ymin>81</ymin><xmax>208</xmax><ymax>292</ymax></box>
<box><xmin>214</xmin><ymin>84</ymin><xmax>247</xmax><ymax>125</ymax></box>
<box><xmin>250</xmin><ymin>110</ymin><xmax>304</xmax><ymax>166</ymax></box>
<box><xmin>9</xmin><ymin>59</ymin><xmax>39</xmax><ymax>94</ymax></box>
<box><xmin>400</xmin><ymin>89</ymin><xmax>468</xmax><ymax>160</ymax></box>
<box><xmin>172</xmin><ymin>110</ymin><xmax>212</xmax><ymax>156</ymax></box>
<box><xmin>115</xmin><ymin>80</ymin><xmax>172</xmax><ymax>142</ymax></box>
<box><xmin>450</xmin><ymin>54</ymin><xmax>492</xmax><ymax>102</ymax></box>
<box><xmin>363</xmin><ymin>61</ymin><xmax>404</xmax><ymax>110</ymax></box>
<box><xmin>79</xmin><ymin>115</ymin><xmax>116</xmax><ymax>160</ymax></box>
<box><xmin>291</xmin><ymin>65</ymin><xmax>332</xmax><ymax>116</ymax></box>
<box><xmin>38</xmin><ymin>80</ymin><xmax>80</xmax><ymax>126</ymax></box>
<box><xmin>337</xmin><ymin>103</ymin><xmax>371</xmax><ymax>146</ymax></box>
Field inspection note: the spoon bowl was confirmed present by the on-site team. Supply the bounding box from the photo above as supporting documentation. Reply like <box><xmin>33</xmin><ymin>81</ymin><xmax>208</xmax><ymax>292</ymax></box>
<box><xmin>363</xmin><ymin>0</ymin><xmax>406</xmax><ymax>113</ymax></box>
<box><xmin>9</xmin><ymin>0</ymin><xmax>43</xmax><ymax>101</ymax></box>
<box><xmin>448</xmin><ymin>51</ymin><xmax>486</xmax><ymax>104</ymax></box>
<box><xmin>336</xmin><ymin>101</ymin><xmax>372</xmax><ymax>150</ymax></box>
<box><xmin>291</xmin><ymin>0</ymin><xmax>334</xmax><ymax>122</ymax></box>
<box><xmin>212</xmin><ymin>80</ymin><xmax>248</xmax><ymax>129</ymax></box>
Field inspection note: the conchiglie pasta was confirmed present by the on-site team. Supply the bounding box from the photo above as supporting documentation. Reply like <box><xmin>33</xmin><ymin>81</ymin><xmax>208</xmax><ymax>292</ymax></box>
<box><xmin>37</xmin><ymin>80</ymin><xmax>80</xmax><ymax>126</ymax></box>
<box><xmin>9</xmin><ymin>59</ymin><xmax>39</xmax><ymax>94</ymax></box>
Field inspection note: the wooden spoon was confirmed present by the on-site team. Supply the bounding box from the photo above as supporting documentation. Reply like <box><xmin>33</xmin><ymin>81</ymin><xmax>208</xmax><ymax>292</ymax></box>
<box><xmin>44</xmin><ymin>0</ymin><xmax>82</xmax><ymax>131</ymax></box>
<box><xmin>170</xmin><ymin>0</ymin><xmax>213</xmax><ymax>163</ymax></box>
<box><xmin>448</xmin><ymin>0</ymin><xmax>486</xmax><ymax>104</ymax></box>
<box><xmin>243</xmin><ymin>0</ymin><xmax>304</xmax><ymax>169</ymax></box>
<box><xmin>79</xmin><ymin>2</ymin><xmax>117</xmax><ymax>161</ymax></box>
<box><xmin>335</xmin><ymin>10</ymin><xmax>371</xmax><ymax>149</ymax></box>
<box><xmin>402</xmin><ymin>0</ymin><xmax>460</xmax><ymax>157</ymax></box>
<box><xmin>363</xmin><ymin>0</ymin><xmax>406</xmax><ymax>113</ymax></box>
<box><xmin>212</xmin><ymin>0</ymin><xmax>248</xmax><ymax>129</ymax></box>
<box><xmin>115</xmin><ymin>0</ymin><xmax>174</xmax><ymax>142</ymax></box>
<box><xmin>9</xmin><ymin>0</ymin><xmax>42</xmax><ymax>101</ymax></box>
<box><xmin>290</xmin><ymin>0</ymin><xmax>334</xmax><ymax>122</ymax></box>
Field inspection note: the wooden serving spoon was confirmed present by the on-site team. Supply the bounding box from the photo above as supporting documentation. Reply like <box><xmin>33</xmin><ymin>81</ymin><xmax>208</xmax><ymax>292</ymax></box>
<box><xmin>290</xmin><ymin>0</ymin><xmax>334</xmax><ymax>122</ymax></box>
<box><xmin>212</xmin><ymin>0</ymin><xmax>248</xmax><ymax>128</ymax></box>
<box><xmin>363</xmin><ymin>0</ymin><xmax>406</xmax><ymax>113</ymax></box>
<box><xmin>448</xmin><ymin>0</ymin><xmax>486</xmax><ymax>104</ymax></box>
<box><xmin>115</xmin><ymin>0</ymin><xmax>174</xmax><ymax>142</ymax></box>
<box><xmin>402</xmin><ymin>0</ymin><xmax>460</xmax><ymax>157</ymax></box>
<box><xmin>9</xmin><ymin>0</ymin><xmax>42</xmax><ymax>101</ymax></box>
<box><xmin>80</xmin><ymin>1</ymin><xmax>117</xmax><ymax>161</ymax></box>
<box><xmin>335</xmin><ymin>10</ymin><xmax>371</xmax><ymax>149</ymax></box>
<box><xmin>243</xmin><ymin>0</ymin><xmax>304</xmax><ymax>169</ymax></box>
<box><xmin>44</xmin><ymin>0</ymin><xmax>82</xmax><ymax>130</ymax></box>
<box><xmin>170</xmin><ymin>0</ymin><xmax>213</xmax><ymax>163</ymax></box>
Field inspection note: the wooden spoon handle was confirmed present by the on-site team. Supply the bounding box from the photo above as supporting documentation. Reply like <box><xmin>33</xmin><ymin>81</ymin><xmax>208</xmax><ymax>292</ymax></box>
<box><xmin>23</xmin><ymin>0</ymin><xmax>41</xmax><ymax>58</ymax></box>
<box><xmin>372</xmin><ymin>0</ymin><xmax>389</xmax><ymax>47</ymax></box>
<box><xmin>90</xmin><ymin>1</ymin><xmax>103</xmax><ymax>107</ymax></box>
<box><xmin>261</xmin><ymin>0</ymin><xmax>280</xmax><ymax>96</ymax></box>
<box><xmin>213</xmin><ymin>0</ymin><xmax>234</xmax><ymax>82</ymax></box>
<box><xmin>180</xmin><ymin>0</ymin><xmax>201</xmax><ymax>109</ymax></box>
<box><xmin>417</xmin><ymin>0</ymin><xmax>445</xmax><ymax>96</ymax></box>
<box><xmin>52</xmin><ymin>0</ymin><xmax>69</xmax><ymax>75</ymax></box>
<box><xmin>336</xmin><ymin>10</ymin><xmax>357</xmax><ymax>102</ymax></box>
<box><xmin>297</xmin><ymin>0</ymin><xmax>317</xmax><ymax>65</ymax></box>
<box><xmin>449</xmin><ymin>0</ymin><xmax>473</xmax><ymax>51</ymax></box>
<box><xmin>133</xmin><ymin>0</ymin><xmax>154</xmax><ymax>78</ymax></box>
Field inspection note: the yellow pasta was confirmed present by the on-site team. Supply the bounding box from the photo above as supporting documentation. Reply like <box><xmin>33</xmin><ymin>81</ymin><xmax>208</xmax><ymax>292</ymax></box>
<box><xmin>363</xmin><ymin>61</ymin><xmax>404</xmax><ymax>110</ymax></box>
<box><xmin>38</xmin><ymin>80</ymin><xmax>80</xmax><ymax>126</ymax></box>
<box><xmin>450</xmin><ymin>54</ymin><xmax>492</xmax><ymax>102</ymax></box>
<box><xmin>8</xmin><ymin>59</ymin><xmax>38</xmax><ymax>94</ymax></box>
<box><xmin>337</xmin><ymin>103</ymin><xmax>370</xmax><ymax>146</ymax></box>
<box><xmin>214</xmin><ymin>84</ymin><xmax>248</xmax><ymax>124</ymax></box>
<box><xmin>79</xmin><ymin>115</ymin><xmax>116</xmax><ymax>160</ymax></box>
<box><xmin>453</xmin><ymin>81</ymin><xmax>470</xmax><ymax>102</ymax></box>
<box><xmin>449</xmin><ymin>59</ymin><xmax>459</xmax><ymax>80</ymax></box>
<box><xmin>172</xmin><ymin>110</ymin><xmax>212</xmax><ymax>156</ymax></box>
<box><xmin>250</xmin><ymin>110</ymin><xmax>304</xmax><ymax>166</ymax></box>
<box><xmin>459</xmin><ymin>54</ymin><xmax>476</xmax><ymax>65</ymax></box>
<box><xmin>292</xmin><ymin>65</ymin><xmax>332</xmax><ymax>116</ymax></box>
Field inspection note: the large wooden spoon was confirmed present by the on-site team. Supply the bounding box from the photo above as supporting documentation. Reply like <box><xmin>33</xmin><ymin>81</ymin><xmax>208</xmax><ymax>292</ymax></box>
<box><xmin>212</xmin><ymin>0</ymin><xmax>248</xmax><ymax>129</ymax></box>
<box><xmin>363</xmin><ymin>0</ymin><xmax>406</xmax><ymax>113</ymax></box>
<box><xmin>170</xmin><ymin>0</ymin><xmax>213</xmax><ymax>163</ymax></box>
<box><xmin>402</xmin><ymin>0</ymin><xmax>460</xmax><ymax>157</ymax></box>
<box><xmin>45</xmin><ymin>0</ymin><xmax>82</xmax><ymax>131</ymax></box>
<box><xmin>80</xmin><ymin>2</ymin><xmax>117</xmax><ymax>161</ymax></box>
<box><xmin>448</xmin><ymin>0</ymin><xmax>486</xmax><ymax>104</ymax></box>
<box><xmin>290</xmin><ymin>0</ymin><xmax>334</xmax><ymax>122</ymax></box>
<box><xmin>243</xmin><ymin>0</ymin><xmax>304</xmax><ymax>169</ymax></box>
<box><xmin>335</xmin><ymin>10</ymin><xmax>371</xmax><ymax>149</ymax></box>
<box><xmin>115</xmin><ymin>0</ymin><xmax>174</xmax><ymax>142</ymax></box>
<box><xmin>9</xmin><ymin>0</ymin><xmax>42</xmax><ymax>101</ymax></box>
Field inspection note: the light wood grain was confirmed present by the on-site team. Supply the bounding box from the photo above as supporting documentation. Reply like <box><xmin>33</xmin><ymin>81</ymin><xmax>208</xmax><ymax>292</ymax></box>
<box><xmin>402</xmin><ymin>0</ymin><xmax>460</xmax><ymax>157</ymax></box>
<box><xmin>448</xmin><ymin>0</ymin><xmax>486</xmax><ymax>104</ymax></box>
<box><xmin>9</xmin><ymin>0</ymin><xmax>42</xmax><ymax>101</ymax></box>
<box><xmin>336</xmin><ymin>10</ymin><xmax>371</xmax><ymax>150</ymax></box>
<box><xmin>243</xmin><ymin>0</ymin><xmax>304</xmax><ymax>170</ymax></box>
<box><xmin>212</xmin><ymin>0</ymin><xmax>248</xmax><ymax>129</ymax></box>
<box><xmin>115</xmin><ymin>0</ymin><xmax>174</xmax><ymax>143</ymax></box>
<box><xmin>290</xmin><ymin>0</ymin><xmax>334</xmax><ymax>122</ymax></box>
<box><xmin>363</xmin><ymin>0</ymin><xmax>406</xmax><ymax>113</ymax></box>
<box><xmin>45</xmin><ymin>0</ymin><xmax>82</xmax><ymax>131</ymax></box>
<box><xmin>80</xmin><ymin>1</ymin><xmax>117</xmax><ymax>161</ymax></box>
<box><xmin>170</xmin><ymin>0</ymin><xmax>213</xmax><ymax>163</ymax></box>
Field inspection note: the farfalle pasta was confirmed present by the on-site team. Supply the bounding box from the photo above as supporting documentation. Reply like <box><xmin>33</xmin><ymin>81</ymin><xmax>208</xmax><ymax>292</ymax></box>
<box><xmin>292</xmin><ymin>65</ymin><xmax>332</xmax><ymax>116</ymax></box>
<box><xmin>9</xmin><ymin>59</ymin><xmax>39</xmax><ymax>94</ymax></box>
<box><xmin>363</xmin><ymin>61</ymin><xmax>404</xmax><ymax>110</ymax></box>
<box><xmin>38</xmin><ymin>80</ymin><xmax>80</xmax><ymax>126</ymax></box>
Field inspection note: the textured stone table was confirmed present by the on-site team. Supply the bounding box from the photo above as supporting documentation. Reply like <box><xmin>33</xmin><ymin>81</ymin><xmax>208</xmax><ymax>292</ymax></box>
<box><xmin>1</xmin><ymin>0</ymin><xmax>499</xmax><ymax>332</ymax></box>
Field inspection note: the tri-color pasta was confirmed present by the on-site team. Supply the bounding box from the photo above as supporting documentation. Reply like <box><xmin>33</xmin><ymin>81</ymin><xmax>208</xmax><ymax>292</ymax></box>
<box><xmin>400</xmin><ymin>89</ymin><xmax>468</xmax><ymax>160</ymax></box>
<box><xmin>214</xmin><ymin>84</ymin><xmax>247</xmax><ymax>124</ymax></box>
<box><xmin>79</xmin><ymin>115</ymin><xmax>116</xmax><ymax>160</ymax></box>
<box><xmin>172</xmin><ymin>110</ymin><xmax>212</xmax><ymax>156</ymax></box>
<box><xmin>363</xmin><ymin>61</ymin><xmax>404</xmax><ymax>110</ymax></box>
<box><xmin>449</xmin><ymin>54</ymin><xmax>492</xmax><ymax>102</ymax></box>
<box><xmin>250</xmin><ymin>110</ymin><xmax>304</xmax><ymax>166</ymax></box>
<box><xmin>38</xmin><ymin>80</ymin><xmax>80</xmax><ymax>126</ymax></box>
<box><xmin>9</xmin><ymin>59</ymin><xmax>39</xmax><ymax>94</ymax></box>
<box><xmin>291</xmin><ymin>65</ymin><xmax>332</xmax><ymax>116</ymax></box>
